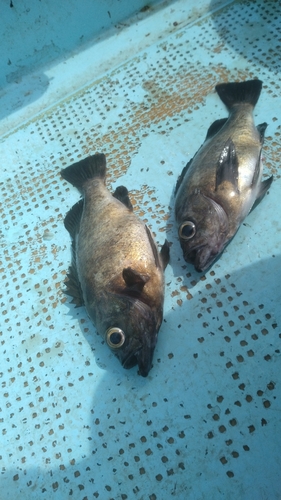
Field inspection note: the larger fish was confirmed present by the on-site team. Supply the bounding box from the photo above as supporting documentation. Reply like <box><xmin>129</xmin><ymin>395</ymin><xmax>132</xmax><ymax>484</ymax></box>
<box><xmin>175</xmin><ymin>79</ymin><xmax>273</xmax><ymax>272</ymax></box>
<box><xmin>61</xmin><ymin>154</ymin><xmax>169</xmax><ymax>377</ymax></box>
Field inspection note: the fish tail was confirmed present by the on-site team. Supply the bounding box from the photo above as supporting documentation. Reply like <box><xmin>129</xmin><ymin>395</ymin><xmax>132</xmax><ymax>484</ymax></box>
<box><xmin>61</xmin><ymin>153</ymin><xmax>106</xmax><ymax>188</ymax></box>
<box><xmin>215</xmin><ymin>79</ymin><xmax>262</xmax><ymax>110</ymax></box>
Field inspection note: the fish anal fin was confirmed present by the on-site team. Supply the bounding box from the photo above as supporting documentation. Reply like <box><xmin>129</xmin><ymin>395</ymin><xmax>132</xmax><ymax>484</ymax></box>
<box><xmin>64</xmin><ymin>266</ymin><xmax>84</xmax><ymax>307</ymax></box>
<box><xmin>257</xmin><ymin>122</ymin><xmax>268</xmax><ymax>144</ymax></box>
<box><xmin>250</xmin><ymin>175</ymin><xmax>273</xmax><ymax>213</ymax></box>
<box><xmin>122</xmin><ymin>267</ymin><xmax>150</xmax><ymax>292</ymax></box>
<box><xmin>160</xmin><ymin>240</ymin><xmax>170</xmax><ymax>270</ymax></box>
<box><xmin>145</xmin><ymin>225</ymin><xmax>162</xmax><ymax>268</ymax></box>
<box><xmin>216</xmin><ymin>138</ymin><xmax>239</xmax><ymax>193</ymax></box>
<box><xmin>205</xmin><ymin>118</ymin><xmax>228</xmax><ymax>140</ymax></box>
<box><xmin>113</xmin><ymin>186</ymin><xmax>133</xmax><ymax>211</ymax></box>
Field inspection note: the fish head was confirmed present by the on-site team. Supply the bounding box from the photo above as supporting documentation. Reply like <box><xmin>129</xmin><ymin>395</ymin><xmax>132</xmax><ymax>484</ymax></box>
<box><xmin>100</xmin><ymin>293</ymin><xmax>162</xmax><ymax>377</ymax></box>
<box><xmin>176</xmin><ymin>190</ymin><xmax>229</xmax><ymax>272</ymax></box>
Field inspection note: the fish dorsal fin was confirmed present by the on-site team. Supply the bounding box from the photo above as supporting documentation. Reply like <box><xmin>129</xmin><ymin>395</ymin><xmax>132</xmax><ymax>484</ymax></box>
<box><xmin>175</xmin><ymin>158</ymin><xmax>193</xmax><ymax>194</ymax></box>
<box><xmin>113</xmin><ymin>185</ymin><xmax>133</xmax><ymax>211</ymax></box>
<box><xmin>250</xmin><ymin>175</ymin><xmax>273</xmax><ymax>213</ymax></box>
<box><xmin>64</xmin><ymin>199</ymin><xmax>84</xmax><ymax>238</ymax></box>
<box><xmin>257</xmin><ymin>122</ymin><xmax>268</xmax><ymax>144</ymax></box>
<box><xmin>63</xmin><ymin>199</ymin><xmax>84</xmax><ymax>307</ymax></box>
<box><xmin>64</xmin><ymin>266</ymin><xmax>84</xmax><ymax>307</ymax></box>
<box><xmin>145</xmin><ymin>225</ymin><xmax>162</xmax><ymax>268</ymax></box>
<box><xmin>122</xmin><ymin>267</ymin><xmax>150</xmax><ymax>291</ymax></box>
<box><xmin>216</xmin><ymin>138</ymin><xmax>239</xmax><ymax>192</ymax></box>
<box><xmin>206</xmin><ymin>118</ymin><xmax>228</xmax><ymax>140</ymax></box>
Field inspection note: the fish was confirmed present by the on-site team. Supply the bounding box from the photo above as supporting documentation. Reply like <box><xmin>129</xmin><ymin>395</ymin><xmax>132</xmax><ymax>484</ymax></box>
<box><xmin>61</xmin><ymin>153</ymin><xmax>169</xmax><ymax>377</ymax></box>
<box><xmin>175</xmin><ymin>79</ymin><xmax>273</xmax><ymax>272</ymax></box>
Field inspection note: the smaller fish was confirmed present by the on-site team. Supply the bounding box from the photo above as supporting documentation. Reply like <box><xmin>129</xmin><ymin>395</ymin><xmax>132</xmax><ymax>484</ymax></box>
<box><xmin>175</xmin><ymin>79</ymin><xmax>273</xmax><ymax>272</ymax></box>
<box><xmin>61</xmin><ymin>154</ymin><xmax>169</xmax><ymax>377</ymax></box>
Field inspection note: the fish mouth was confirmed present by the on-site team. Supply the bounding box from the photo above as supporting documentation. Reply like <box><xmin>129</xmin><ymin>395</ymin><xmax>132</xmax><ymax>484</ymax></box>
<box><xmin>122</xmin><ymin>346</ymin><xmax>154</xmax><ymax>377</ymax></box>
<box><xmin>184</xmin><ymin>244</ymin><xmax>217</xmax><ymax>273</ymax></box>
<box><xmin>122</xmin><ymin>351</ymin><xmax>138</xmax><ymax>370</ymax></box>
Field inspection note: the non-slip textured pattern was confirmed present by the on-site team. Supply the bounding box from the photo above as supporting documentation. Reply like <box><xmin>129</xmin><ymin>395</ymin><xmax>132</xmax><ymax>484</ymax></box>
<box><xmin>0</xmin><ymin>1</ymin><xmax>280</xmax><ymax>498</ymax></box>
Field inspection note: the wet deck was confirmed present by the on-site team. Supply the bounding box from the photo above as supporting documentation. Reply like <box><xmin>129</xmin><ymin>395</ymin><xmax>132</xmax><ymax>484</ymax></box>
<box><xmin>1</xmin><ymin>0</ymin><xmax>281</xmax><ymax>498</ymax></box>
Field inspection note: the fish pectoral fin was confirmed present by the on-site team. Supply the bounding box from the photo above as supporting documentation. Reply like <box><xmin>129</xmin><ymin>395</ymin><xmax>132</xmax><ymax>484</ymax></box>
<box><xmin>122</xmin><ymin>267</ymin><xmax>150</xmax><ymax>291</ymax></box>
<box><xmin>113</xmin><ymin>186</ymin><xmax>133</xmax><ymax>211</ymax></box>
<box><xmin>257</xmin><ymin>122</ymin><xmax>268</xmax><ymax>144</ymax></box>
<box><xmin>64</xmin><ymin>266</ymin><xmax>84</xmax><ymax>307</ymax></box>
<box><xmin>250</xmin><ymin>175</ymin><xmax>273</xmax><ymax>213</ymax></box>
<box><xmin>64</xmin><ymin>199</ymin><xmax>84</xmax><ymax>237</ymax></box>
<box><xmin>205</xmin><ymin>118</ymin><xmax>228</xmax><ymax>139</ymax></box>
<box><xmin>216</xmin><ymin>138</ymin><xmax>239</xmax><ymax>193</ymax></box>
<box><xmin>160</xmin><ymin>240</ymin><xmax>170</xmax><ymax>270</ymax></box>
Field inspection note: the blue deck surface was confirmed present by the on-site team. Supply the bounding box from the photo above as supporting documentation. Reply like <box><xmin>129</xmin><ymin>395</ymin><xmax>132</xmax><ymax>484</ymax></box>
<box><xmin>0</xmin><ymin>1</ymin><xmax>281</xmax><ymax>499</ymax></box>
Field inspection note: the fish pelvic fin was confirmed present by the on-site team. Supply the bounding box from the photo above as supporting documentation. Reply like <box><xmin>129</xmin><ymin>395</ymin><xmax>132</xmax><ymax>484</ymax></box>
<box><xmin>61</xmin><ymin>153</ymin><xmax>106</xmax><ymax>189</ymax></box>
<box><xmin>113</xmin><ymin>185</ymin><xmax>133</xmax><ymax>211</ymax></box>
<box><xmin>251</xmin><ymin>150</ymin><xmax>262</xmax><ymax>190</ymax></box>
<box><xmin>64</xmin><ymin>199</ymin><xmax>84</xmax><ymax>237</ymax></box>
<box><xmin>250</xmin><ymin>175</ymin><xmax>273</xmax><ymax>213</ymax></box>
<box><xmin>216</xmin><ymin>138</ymin><xmax>239</xmax><ymax>193</ymax></box>
<box><xmin>215</xmin><ymin>79</ymin><xmax>262</xmax><ymax>110</ymax></box>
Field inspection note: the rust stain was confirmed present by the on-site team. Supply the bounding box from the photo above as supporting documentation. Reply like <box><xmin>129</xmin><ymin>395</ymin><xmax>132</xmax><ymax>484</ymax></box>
<box><xmin>55</xmin><ymin>63</ymin><xmax>254</xmax><ymax>182</ymax></box>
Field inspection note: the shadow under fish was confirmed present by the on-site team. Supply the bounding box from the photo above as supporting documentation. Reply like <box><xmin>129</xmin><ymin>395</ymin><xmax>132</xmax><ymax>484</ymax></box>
<box><xmin>61</xmin><ymin>154</ymin><xmax>169</xmax><ymax>377</ymax></box>
<box><xmin>175</xmin><ymin>79</ymin><xmax>273</xmax><ymax>272</ymax></box>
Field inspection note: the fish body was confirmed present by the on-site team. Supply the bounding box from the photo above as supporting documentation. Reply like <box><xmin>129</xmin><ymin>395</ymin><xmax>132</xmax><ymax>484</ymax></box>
<box><xmin>61</xmin><ymin>154</ymin><xmax>169</xmax><ymax>377</ymax></box>
<box><xmin>175</xmin><ymin>79</ymin><xmax>273</xmax><ymax>272</ymax></box>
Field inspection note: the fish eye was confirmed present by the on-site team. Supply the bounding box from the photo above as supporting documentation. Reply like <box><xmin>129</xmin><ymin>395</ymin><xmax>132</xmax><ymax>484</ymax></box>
<box><xmin>106</xmin><ymin>328</ymin><xmax>125</xmax><ymax>349</ymax></box>
<box><xmin>179</xmin><ymin>221</ymin><xmax>196</xmax><ymax>240</ymax></box>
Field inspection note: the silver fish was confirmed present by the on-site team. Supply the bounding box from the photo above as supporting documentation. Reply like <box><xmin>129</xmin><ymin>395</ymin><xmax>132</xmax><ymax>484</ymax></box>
<box><xmin>61</xmin><ymin>154</ymin><xmax>169</xmax><ymax>377</ymax></box>
<box><xmin>175</xmin><ymin>79</ymin><xmax>273</xmax><ymax>272</ymax></box>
